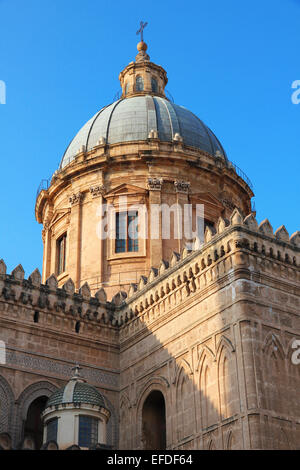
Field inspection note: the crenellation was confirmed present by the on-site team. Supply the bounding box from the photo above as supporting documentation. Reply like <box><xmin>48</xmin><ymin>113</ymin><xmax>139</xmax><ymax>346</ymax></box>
<box><xmin>274</xmin><ymin>225</ymin><xmax>289</xmax><ymax>242</ymax></box>
<box><xmin>258</xmin><ymin>219</ymin><xmax>274</xmax><ymax>237</ymax></box>
<box><xmin>11</xmin><ymin>264</ymin><xmax>25</xmax><ymax>281</ymax></box>
<box><xmin>0</xmin><ymin>258</ymin><xmax>7</xmax><ymax>275</ymax></box>
<box><xmin>115</xmin><ymin>221</ymin><xmax>300</xmax><ymax>347</ymax></box>
<box><xmin>290</xmin><ymin>231</ymin><xmax>300</xmax><ymax>247</ymax></box>
<box><xmin>230</xmin><ymin>207</ymin><xmax>244</xmax><ymax>226</ymax></box>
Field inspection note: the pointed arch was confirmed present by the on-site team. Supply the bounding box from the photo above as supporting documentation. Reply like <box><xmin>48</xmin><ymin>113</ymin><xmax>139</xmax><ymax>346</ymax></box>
<box><xmin>262</xmin><ymin>332</ymin><xmax>286</xmax><ymax>359</ymax></box>
<box><xmin>136</xmin><ymin>378</ymin><xmax>170</xmax><ymax>450</ymax></box>
<box><xmin>286</xmin><ymin>338</ymin><xmax>300</xmax><ymax>418</ymax></box>
<box><xmin>262</xmin><ymin>332</ymin><xmax>287</xmax><ymax>414</ymax></box>
<box><xmin>226</xmin><ymin>430</ymin><xmax>233</xmax><ymax>449</ymax></box>
<box><xmin>102</xmin><ymin>394</ymin><xmax>118</xmax><ymax>449</ymax></box>
<box><xmin>176</xmin><ymin>363</ymin><xmax>194</xmax><ymax>441</ymax></box>
<box><xmin>217</xmin><ymin>344</ymin><xmax>238</xmax><ymax>419</ymax></box>
<box><xmin>120</xmin><ymin>392</ymin><xmax>132</xmax><ymax>449</ymax></box>
<box><xmin>14</xmin><ymin>381</ymin><xmax>58</xmax><ymax>446</ymax></box>
<box><xmin>120</xmin><ymin>391</ymin><xmax>131</xmax><ymax>410</ymax></box>
<box><xmin>199</xmin><ymin>353</ymin><xmax>218</xmax><ymax>429</ymax></box>
<box><xmin>196</xmin><ymin>344</ymin><xmax>215</xmax><ymax>372</ymax></box>
<box><xmin>208</xmin><ymin>438</ymin><xmax>216</xmax><ymax>450</ymax></box>
<box><xmin>216</xmin><ymin>335</ymin><xmax>235</xmax><ymax>357</ymax></box>
<box><xmin>174</xmin><ymin>358</ymin><xmax>193</xmax><ymax>386</ymax></box>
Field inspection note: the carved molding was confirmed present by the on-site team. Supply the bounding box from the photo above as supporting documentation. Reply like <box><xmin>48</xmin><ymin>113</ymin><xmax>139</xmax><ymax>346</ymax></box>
<box><xmin>90</xmin><ymin>185</ymin><xmax>106</xmax><ymax>198</ymax></box>
<box><xmin>69</xmin><ymin>192</ymin><xmax>83</xmax><ymax>206</ymax></box>
<box><xmin>174</xmin><ymin>180</ymin><xmax>190</xmax><ymax>194</ymax></box>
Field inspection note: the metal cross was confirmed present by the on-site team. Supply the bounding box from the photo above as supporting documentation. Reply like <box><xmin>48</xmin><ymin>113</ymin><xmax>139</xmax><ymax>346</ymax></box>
<box><xmin>136</xmin><ymin>21</ymin><xmax>148</xmax><ymax>42</ymax></box>
<box><xmin>72</xmin><ymin>364</ymin><xmax>82</xmax><ymax>378</ymax></box>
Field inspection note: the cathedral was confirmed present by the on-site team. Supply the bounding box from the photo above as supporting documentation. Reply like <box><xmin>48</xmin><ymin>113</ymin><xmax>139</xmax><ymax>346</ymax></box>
<box><xmin>0</xmin><ymin>32</ymin><xmax>299</xmax><ymax>450</ymax></box>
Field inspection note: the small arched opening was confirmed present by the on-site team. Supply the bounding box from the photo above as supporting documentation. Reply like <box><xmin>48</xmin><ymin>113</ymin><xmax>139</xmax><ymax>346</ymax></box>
<box><xmin>136</xmin><ymin>76</ymin><xmax>144</xmax><ymax>92</ymax></box>
<box><xmin>75</xmin><ymin>321</ymin><xmax>81</xmax><ymax>333</ymax></box>
<box><xmin>141</xmin><ymin>390</ymin><xmax>166</xmax><ymax>450</ymax></box>
<box><xmin>23</xmin><ymin>396</ymin><xmax>48</xmax><ymax>449</ymax></box>
<box><xmin>151</xmin><ymin>77</ymin><xmax>158</xmax><ymax>93</ymax></box>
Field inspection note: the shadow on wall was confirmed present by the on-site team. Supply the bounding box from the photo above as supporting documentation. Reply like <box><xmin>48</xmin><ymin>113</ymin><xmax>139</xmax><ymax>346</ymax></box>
<box><xmin>0</xmin><ymin>317</ymin><xmax>299</xmax><ymax>449</ymax></box>
<box><xmin>117</xmin><ymin>278</ymin><xmax>300</xmax><ymax>450</ymax></box>
<box><xmin>119</xmin><ymin>319</ymin><xmax>243</xmax><ymax>450</ymax></box>
<box><xmin>0</xmin><ymin>251</ymin><xmax>300</xmax><ymax>449</ymax></box>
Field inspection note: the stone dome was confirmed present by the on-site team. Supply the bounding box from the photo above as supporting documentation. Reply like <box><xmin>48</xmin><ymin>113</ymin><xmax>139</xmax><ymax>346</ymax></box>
<box><xmin>60</xmin><ymin>95</ymin><xmax>227</xmax><ymax>169</ymax></box>
<box><xmin>46</xmin><ymin>380</ymin><xmax>106</xmax><ymax>408</ymax></box>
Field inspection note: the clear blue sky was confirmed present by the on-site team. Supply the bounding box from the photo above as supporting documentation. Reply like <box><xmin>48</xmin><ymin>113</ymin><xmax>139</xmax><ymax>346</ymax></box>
<box><xmin>0</xmin><ymin>0</ymin><xmax>299</xmax><ymax>276</ymax></box>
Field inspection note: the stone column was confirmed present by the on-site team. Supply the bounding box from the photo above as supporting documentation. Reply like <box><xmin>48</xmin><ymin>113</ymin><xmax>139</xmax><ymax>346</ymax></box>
<box><xmin>148</xmin><ymin>178</ymin><xmax>163</xmax><ymax>268</ymax></box>
<box><xmin>69</xmin><ymin>192</ymin><xmax>84</xmax><ymax>289</ymax></box>
<box><xmin>90</xmin><ymin>184</ymin><xmax>106</xmax><ymax>287</ymax></box>
<box><xmin>42</xmin><ymin>222</ymin><xmax>52</xmax><ymax>283</ymax></box>
<box><xmin>174</xmin><ymin>180</ymin><xmax>190</xmax><ymax>253</ymax></box>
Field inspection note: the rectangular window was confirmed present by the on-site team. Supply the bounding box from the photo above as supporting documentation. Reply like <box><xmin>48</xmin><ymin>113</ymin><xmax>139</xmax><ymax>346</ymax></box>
<box><xmin>46</xmin><ymin>418</ymin><xmax>58</xmax><ymax>442</ymax></box>
<box><xmin>57</xmin><ymin>233</ymin><xmax>67</xmax><ymax>275</ymax></box>
<box><xmin>78</xmin><ymin>416</ymin><xmax>98</xmax><ymax>448</ymax></box>
<box><xmin>115</xmin><ymin>211</ymin><xmax>138</xmax><ymax>253</ymax></box>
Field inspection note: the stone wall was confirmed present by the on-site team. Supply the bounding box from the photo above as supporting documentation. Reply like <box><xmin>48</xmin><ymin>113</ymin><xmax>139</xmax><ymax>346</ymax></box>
<box><xmin>0</xmin><ymin>210</ymin><xmax>299</xmax><ymax>449</ymax></box>
<box><xmin>116</xmin><ymin>210</ymin><xmax>300</xmax><ymax>449</ymax></box>
<box><xmin>0</xmin><ymin>263</ymin><xmax>119</xmax><ymax>447</ymax></box>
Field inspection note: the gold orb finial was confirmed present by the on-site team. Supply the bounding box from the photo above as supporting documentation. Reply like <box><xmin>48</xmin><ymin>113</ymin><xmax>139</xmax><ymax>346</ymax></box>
<box><xmin>137</xmin><ymin>41</ymin><xmax>148</xmax><ymax>52</ymax></box>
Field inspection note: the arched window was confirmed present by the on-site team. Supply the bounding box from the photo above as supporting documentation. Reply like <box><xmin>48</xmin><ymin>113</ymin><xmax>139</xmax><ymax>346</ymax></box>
<box><xmin>33</xmin><ymin>311</ymin><xmax>39</xmax><ymax>323</ymax></box>
<box><xmin>136</xmin><ymin>76</ymin><xmax>144</xmax><ymax>92</ymax></box>
<box><xmin>142</xmin><ymin>391</ymin><xmax>166</xmax><ymax>449</ymax></box>
<box><xmin>24</xmin><ymin>396</ymin><xmax>48</xmax><ymax>449</ymax></box>
<box><xmin>151</xmin><ymin>77</ymin><xmax>158</xmax><ymax>93</ymax></box>
<box><xmin>125</xmin><ymin>82</ymin><xmax>129</xmax><ymax>95</ymax></box>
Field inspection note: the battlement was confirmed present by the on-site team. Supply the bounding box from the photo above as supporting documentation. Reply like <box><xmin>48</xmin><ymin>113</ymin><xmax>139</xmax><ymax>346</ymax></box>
<box><xmin>0</xmin><ymin>261</ymin><xmax>119</xmax><ymax>343</ymax></box>
<box><xmin>1</xmin><ymin>209</ymin><xmax>299</xmax><ymax>338</ymax></box>
<box><xmin>106</xmin><ymin>209</ymin><xmax>300</xmax><ymax>340</ymax></box>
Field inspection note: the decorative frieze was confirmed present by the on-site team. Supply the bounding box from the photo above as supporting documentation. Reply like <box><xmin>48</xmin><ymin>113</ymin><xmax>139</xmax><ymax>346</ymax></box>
<box><xmin>5</xmin><ymin>349</ymin><xmax>119</xmax><ymax>387</ymax></box>
<box><xmin>147</xmin><ymin>177</ymin><xmax>163</xmax><ymax>191</ymax></box>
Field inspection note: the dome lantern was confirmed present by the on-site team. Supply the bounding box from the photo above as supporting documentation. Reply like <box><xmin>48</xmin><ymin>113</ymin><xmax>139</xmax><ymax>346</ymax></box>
<box><xmin>41</xmin><ymin>365</ymin><xmax>111</xmax><ymax>450</ymax></box>
<box><xmin>119</xmin><ymin>25</ymin><xmax>168</xmax><ymax>99</ymax></box>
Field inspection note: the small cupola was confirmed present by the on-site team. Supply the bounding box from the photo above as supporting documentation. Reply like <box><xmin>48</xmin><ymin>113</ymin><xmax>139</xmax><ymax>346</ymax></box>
<box><xmin>119</xmin><ymin>23</ymin><xmax>168</xmax><ymax>99</ymax></box>
<box><xmin>41</xmin><ymin>365</ymin><xmax>110</xmax><ymax>450</ymax></box>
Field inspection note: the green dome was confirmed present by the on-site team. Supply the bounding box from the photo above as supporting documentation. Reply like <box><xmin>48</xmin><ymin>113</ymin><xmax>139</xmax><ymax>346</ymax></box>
<box><xmin>46</xmin><ymin>381</ymin><xmax>106</xmax><ymax>408</ymax></box>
